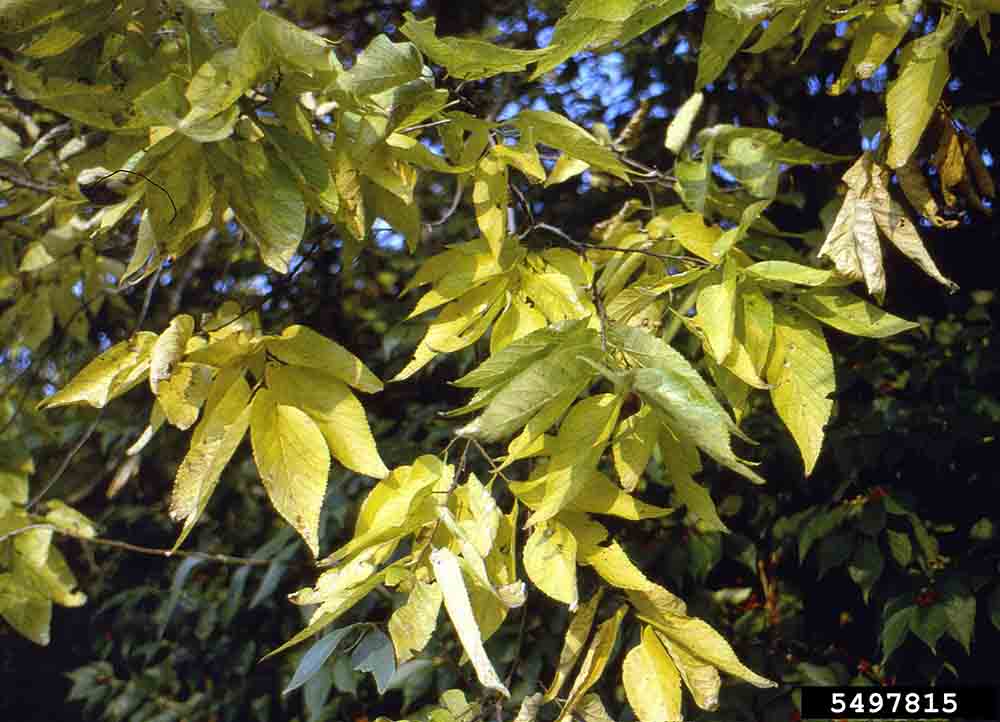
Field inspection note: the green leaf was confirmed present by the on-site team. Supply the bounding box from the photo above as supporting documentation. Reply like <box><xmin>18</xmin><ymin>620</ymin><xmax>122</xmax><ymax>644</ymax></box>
<box><xmin>745</xmin><ymin>261</ymin><xmax>836</xmax><ymax>287</ymax></box>
<box><xmin>881</xmin><ymin>604</ymin><xmax>916</xmax><ymax>661</ymax></box>
<box><xmin>184</xmin><ymin>20</ymin><xmax>269</xmax><ymax>125</ymax></box>
<box><xmin>610</xmin><ymin>324</ymin><xmax>765</xmax><ymax>484</ymax></box>
<box><xmin>284</xmin><ymin>626</ymin><xmax>357</xmax><ymax>695</ymax></box>
<box><xmin>400</xmin><ymin>12</ymin><xmax>549</xmax><ymax>80</ymax></box>
<box><xmin>351</xmin><ymin>628</ymin><xmax>396</xmax><ymax>695</ymax></box>
<box><xmin>799</xmin><ymin>506</ymin><xmax>848</xmax><ymax>562</ymax></box>
<box><xmin>250</xmin><ymin>388</ymin><xmax>331</xmax><ymax>556</ymax></box>
<box><xmin>456</xmin><ymin>339</ymin><xmax>600</xmax><ymax>442</ymax></box>
<box><xmin>766</xmin><ymin>306</ymin><xmax>834</xmax><ymax>476</ymax></box>
<box><xmin>941</xmin><ymin>583</ymin><xmax>976</xmax><ymax>653</ymax></box>
<box><xmin>338</xmin><ymin>35</ymin><xmax>423</xmax><ymax>96</ymax></box>
<box><xmin>622</xmin><ymin>627</ymin><xmax>683</xmax><ymax>722</ymax></box>
<box><xmin>695</xmin><ymin>7</ymin><xmax>761</xmax><ymax>90</ymax></box>
<box><xmin>912</xmin><ymin>602</ymin><xmax>949</xmax><ymax>653</ymax></box>
<box><xmin>847</xmin><ymin>538</ymin><xmax>884</xmax><ymax>603</ymax></box>
<box><xmin>431</xmin><ymin>547</ymin><xmax>510</xmax><ymax>698</ymax></box>
<box><xmin>513</xmin><ymin>110</ymin><xmax>629</xmax><ymax>180</ymax></box>
<box><xmin>265</xmin><ymin>325</ymin><xmax>383</xmax><ymax>393</ymax></box>
<box><xmin>212</xmin><ymin>140</ymin><xmax>305</xmax><ymax>273</ymax></box>
<box><xmin>795</xmin><ymin>288</ymin><xmax>919</xmax><ymax>338</ymax></box>
<box><xmin>886</xmin><ymin>529</ymin><xmax>913</xmax><ymax>567</ymax></box>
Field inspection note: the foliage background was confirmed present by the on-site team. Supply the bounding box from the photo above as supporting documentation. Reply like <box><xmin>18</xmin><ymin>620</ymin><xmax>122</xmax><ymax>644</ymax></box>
<box><xmin>1</xmin><ymin>1</ymin><xmax>999</xmax><ymax>721</ymax></box>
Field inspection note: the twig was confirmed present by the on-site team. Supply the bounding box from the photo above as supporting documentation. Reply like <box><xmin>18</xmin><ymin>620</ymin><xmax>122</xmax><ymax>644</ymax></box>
<box><xmin>0</xmin><ymin>164</ymin><xmax>58</xmax><ymax>194</ymax></box>
<box><xmin>529</xmin><ymin>223</ymin><xmax>708</xmax><ymax>267</ymax></box>
<box><xmin>427</xmin><ymin>176</ymin><xmax>465</xmax><ymax>228</ymax></box>
<box><xmin>0</xmin><ymin>524</ymin><xmax>272</xmax><ymax>566</ymax></box>
<box><xmin>95</xmin><ymin>169</ymin><xmax>177</xmax><ymax>223</ymax></box>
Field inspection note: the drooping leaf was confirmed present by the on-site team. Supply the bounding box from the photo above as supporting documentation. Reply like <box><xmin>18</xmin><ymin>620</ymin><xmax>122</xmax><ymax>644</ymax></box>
<box><xmin>389</xmin><ymin>580</ymin><xmax>442</xmax><ymax>663</ymax></box>
<box><xmin>641</xmin><ymin>612</ymin><xmax>776</xmax><ymax>689</ymax></box>
<box><xmin>266</xmin><ymin>365</ymin><xmax>388</xmax><ymax>479</ymax></box>
<box><xmin>609</xmin><ymin>324</ymin><xmax>765</xmax><ymax>484</ymax></box>
<box><xmin>622</xmin><ymin>626</ymin><xmax>683</xmax><ymax>722</ymax></box>
<box><xmin>250</xmin><ymin>388</ymin><xmax>331</xmax><ymax>556</ymax></box>
<box><xmin>555</xmin><ymin>605</ymin><xmax>627</xmax><ymax>722</ymax></box>
<box><xmin>665</xmin><ymin>91</ymin><xmax>704</xmax><ymax>154</ymax></box>
<box><xmin>431</xmin><ymin>547</ymin><xmax>510</xmax><ymax>698</ymax></box>
<box><xmin>212</xmin><ymin>140</ymin><xmax>305</xmax><ymax>273</ymax></box>
<box><xmin>765</xmin><ymin>305</ymin><xmax>834</xmax><ymax>476</ymax></box>
<box><xmin>543</xmin><ymin>588</ymin><xmax>604</xmax><ymax>703</ymax></box>
<box><xmin>524</xmin><ymin>520</ymin><xmax>578</xmax><ymax>609</ymax></box>
<box><xmin>886</xmin><ymin>26</ymin><xmax>953</xmax><ymax>168</ymax></box>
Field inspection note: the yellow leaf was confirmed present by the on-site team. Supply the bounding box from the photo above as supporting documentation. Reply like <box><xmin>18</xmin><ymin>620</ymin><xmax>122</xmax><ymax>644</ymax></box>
<box><xmin>666</xmin><ymin>213</ymin><xmax>722</xmax><ymax>262</ymax></box>
<box><xmin>170</xmin><ymin>369</ymin><xmax>251</xmax><ymax>549</ymax></box>
<box><xmin>665</xmin><ymin>91</ymin><xmax>704</xmax><ymax>154</ymax></box>
<box><xmin>490</xmin><ymin>298</ymin><xmax>547</xmax><ymax>354</ymax></box>
<box><xmin>655</xmin><ymin>631</ymin><xmax>721</xmax><ymax>711</ymax></box>
<box><xmin>545</xmin><ymin>154</ymin><xmax>589</xmax><ymax>187</ymax></box>
<box><xmin>149</xmin><ymin>314</ymin><xmax>195</xmax><ymax>394</ymax></box>
<box><xmin>156</xmin><ymin>362</ymin><xmax>216</xmax><ymax>430</ymax></box>
<box><xmin>766</xmin><ymin>306</ymin><xmax>834</xmax><ymax>476</ymax></box>
<box><xmin>265</xmin><ymin>325</ymin><xmax>383</xmax><ymax>393</ymax></box>
<box><xmin>266</xmin><ymin>365</ymin><xmax>388</xmax><ymax>479</ymax></box>
<box><xmin>431</xmin><ymin>547</ymin><xmax>510</xmax><ymax>698</ymax></box>
<box><xmin>543</xmin><ymin>587</ymin><xmax>604</xmax><ymax>702</ymax></box>
<box><xmin>0</xmin><ymin>573</ymin><xmax>52</xmax><ymax>646</ymax></box>
<box><xmin>612</xmin><ymin>405</ymin><xmax>658</xmax><ymax>492</ymax></box>
<box><xmin>697</xmin><ymin>260</ymin><xmax>738</xmax><ymax>364</ymax></box>
<box><xmin>250</xmin><ymin>388</ymin><xmax>331</xmax><ymax>556</ymax></box>
<box><xmin>886</xmin><ymin>38</ymin><xmax>950</xmax><ymax>168</ymax></box>
<box><xmin>394</xmin><ymin>278</ymin><xmax>508</xmax><ymax>381</ymax></box>
<box><xmin>524</xmin><ymin>520</ymin><xmax>578</xmax><ymax>609</ymax></box>
<box><xmin>623</xmin><ymin>626</ymin><xmax>683</xmax><ymax>722</ymax></box>
<box><xmin>641</xmin><ymin>612</ymin><xmax>776</xmax><ymax>689</ymax></box>
<box><xmin>38</xmin><ymin>332</ymin><xmax>157</xmax><ymax>410</ymax></box>
<box><xmin>325</xmin><ymin>456</ymin><xmax>449</xmax><ymax>564</ymax></box>
<box><xmin>721</xmin><ymin>286</ymin><xmax>772</xmax><ymax>390</ymax></box>
<box><xmin>556</xmin><ymin>605</ymin><xmax>627</xmax><ymax>722</ymax></box>
<box><xmin>389</xmin><ymin>579</ymin><xmax>442</xmax><ymax>662</ymax></box>
<box><xmin>473</xmin><ymin>148</ymin><xmax>508</xmax><ymax>259</ymax></box>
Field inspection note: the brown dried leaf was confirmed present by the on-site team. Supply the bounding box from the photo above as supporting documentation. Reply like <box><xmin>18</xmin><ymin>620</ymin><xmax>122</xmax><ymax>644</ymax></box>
<box><xmin>933</xmin><ymin>122</ymin><xmax>965</xmax><ymax>208</ymax></box>
<box><xmin>870</xmin><ymin>167</ymin><xmax>959</xmax><ymax>293</ymax></box>
<box><xmin>897</xmin><ymin>158</ymin><xmax>958</xmax><ymax>228</ymax></box>
<box><xmin>960</xmin><ymin>132</ymin><xmax>995</xmax><ymax>201</ymax></box>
